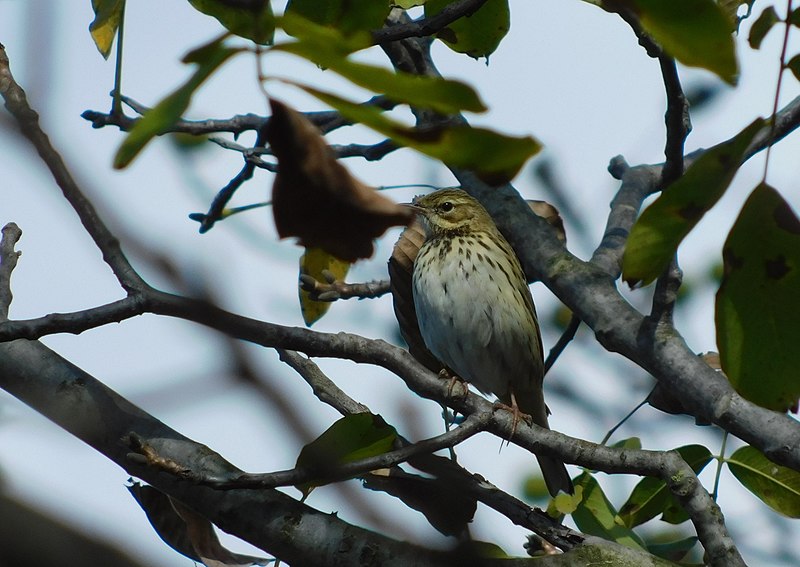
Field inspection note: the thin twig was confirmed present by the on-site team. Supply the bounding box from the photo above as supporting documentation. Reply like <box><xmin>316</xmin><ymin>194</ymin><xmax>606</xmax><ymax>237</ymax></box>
<box><xmin>649</xmin><ymin>258</ymin><xmax>683</xmax><ymax>325</ymax></box>
<box><xmin>198</xmin><ymin>120</ymin><xmax>271</xmax><ymax>233</ymax></box>
<box><xmin>163</xmin><ymin>412</ymin><xmax>491</xmax><ymax>489</ymax></box>
<box><xmin>0</xmin><ymin>45</ymin><xmax>146</xmax><ymax>293</ymax></box>
<box><xmin>658</xmin><ymin>56</ymin><xmax>691</xmax><ymax>186</ymax></box>
<box><xmin>543</xmin><ymin>314</ymin><xmax>581</xmax><ymax>375</ymax></box>
<box><xmin>762</xmin><ymin>0</ymin><xmax>796</xmax><ymax>181</ymax></box>
<box><xmin>277</xmin><ymin>349</ymin><xmax>370</xmax><ymax>416</ymax></box>
<box><xmin>372</xmin><ymin>0</ymin><xmax>490</xmax><ymax>44</ymax></box>
<box><xmin>299</xmin><ymin>275</ymin><xmax>391</xmax><ymax>301</ymax></box>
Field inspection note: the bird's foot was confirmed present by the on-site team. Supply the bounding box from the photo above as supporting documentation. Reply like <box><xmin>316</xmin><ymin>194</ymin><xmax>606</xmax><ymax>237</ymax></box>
<box><xmin>492</xmin><ymin>394</ymin><xmax>532</xmax><ymax>439</ymax></box>
<box><xmin>439</xmin><ymin>368</ymin><xmax>469</xmax><ymax>400</ymax></box>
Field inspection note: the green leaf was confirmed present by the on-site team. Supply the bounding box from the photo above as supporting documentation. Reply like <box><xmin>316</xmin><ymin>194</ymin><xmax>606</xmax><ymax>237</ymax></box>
<box><xmin>299</xmin><ymin>247</ymin><xmax>351</xmax><ymax>326</ymax></box>
<box><xmin>290</xmin><ymin>84</ymin><xmax>540</xmax><ymax>184</ymax></box>
<box><xmin>285</xmin><ymin>0</ymin><xmax>391</xmax><ymax>34</ymax></box>
<box><xmin>114</xmin><ymin>39</ymin><xmax>242</xmax><ymax>169</ymax></box>
<box><xmin>296</xmin><ymin>413</ymin><xmax>398</xmax><ymax>495</ymax></box>
<box><xmin>572</xmin><ymin>472</ymin><xmax>647</xmax><ymax>550</ymax></box>
<box><xmin>276</xmin><ymin>43</ymin><xmax>486</xmax><ymax>115</ymax></box>
<box><xmin>628</xmin><ymin>0</ymin><xmax>739</xmax><ymax>84</ymax></box>
<box><xmin>548</xmin><ymin>485</ymin><xmax>583</xmax><ymax>516</ymax></box>
<box><xmin>424</xmin><ymin>0</ymin><xmax>510</xmax><ymax>59</ymax></box>
<box><xmin>280</xmin><ymin>11</ymin><xmax>373</xmax><ymax>53</ymax></box>
<box><xmin>622</xmin><ymin>118</ymin><xmax>763</xmax><ymax>286</ymax></box>
<box><xmin>717</xmin><ymin>0</ymin><xmax>755</xmax><ymax>27</ymax></box>
<box><xmin>715</xmin><ymin>183</ymin><xmax>800</xmax><ymax>411</ymax></box>
<box><xmin>727</xmin><ymin>445</ymin><xmax>800</xmax><ymax>517</ymax></box>
<box><xmin>748</xmin><ymin>6</ymin><xmax>779</xmax><ymax>49</ymax></box>
<box><xmin>611</xmin><ymin>437</ymin><xmax>642</xmax><ymax>451</ymax></box>
<box><xmin>792</xmin><ymin>7</ymin><xmax>800</xmax><ymax>27</ymax></box>
<box><xmin>187</xmin><ymin>0</ymin><xmax>275</xmax><ymax>44</ymax></box>
<box><xmin>89</xmin><ymin>0</ymin><xmax>124</xmax><ymax>59</ymax></box>
<box><xmin>619</xmin><ymin>445</ymin><xmax>713</xmax><ymax>528</ymax></box>
<box><xmin>787</xmin><ymin>54</ymin><xmax>800</xmax><ymax>82</ymax></box>
<box><xmin>647</xmin><ymin>536</ymin><xmax>698</xmax><ymax>562</ymax></box>
<box><xmin>470</xmin><ymin>541</ymin><xmax>510</xmax><ymax>558</ymax></box>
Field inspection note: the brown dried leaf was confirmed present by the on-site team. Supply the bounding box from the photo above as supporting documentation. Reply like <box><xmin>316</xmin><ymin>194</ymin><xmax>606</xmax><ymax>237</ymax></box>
<box><xmin>647</xmin><ymin>352</ymin><xmax>721</xmax><ymax>425</ymax></box>
<box><xmin>268</xmin><ymin>99</ymin><xmax>413</xmax><ymax>262</ymax></box>
<box><xmin>128</xmin><ymin>483</ymin><xmax>269</xmax><ymax>567</ymax></box>
<box><xmin>363</xmin><ymin>466</ymin><xmax>476</xmax><ymax>537</ymax></box>
<box><xmin>528</xmin><ymin>199</ymin><xmax>567</xmax><ymax>245</ymax></box>
<box><xmin>389</xmin><ymin>195</ymin><xmax>566</xmax><ymax>371</ymax></box>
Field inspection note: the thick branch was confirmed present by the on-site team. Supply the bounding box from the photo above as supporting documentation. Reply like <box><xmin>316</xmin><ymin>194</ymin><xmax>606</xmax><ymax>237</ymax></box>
<box><xmin>0</xmin><ymin>286</ymin><xmax>744</xmax><ymax>565</ymax></box>
<box><xmin>0</xmin><ymin>339</ymin><xmax>452</xmax><ymax>567</ymax></box>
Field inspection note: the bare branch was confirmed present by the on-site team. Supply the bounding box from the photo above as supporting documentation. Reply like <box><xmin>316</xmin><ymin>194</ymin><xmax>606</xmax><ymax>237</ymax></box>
<box><xmin>212</xmin><ymin>136</ymin><xmax>399</xmax><ymax>168</ymax></box>
<box><xmin>373</xmin><ymin>0</ymin><xmax>490</xmax><ymax>44</ymax></box>
<box><xmin>0</xmin><ymin>339</ymin><xmax>452</xmax><ymax>567</ymax></box>
<box><xmin>658</xmin><ymin>56</ymin><xmax>691</xmax><ymax>186</ymax></box>
<box><xmin>0</xmin><ymin>223</ymin><xmax>22</xmax><ymax>321</ymax></box>
<box><xmin>82</xmin><ymin>93</ymin><xmax>396</xmax><ymax>137</ymax></box>
<box><xmin>0</xmin><ymin>46</ymin><xmax>145</xmax><ymax>293</ymax></box>
<box><xmin>299</xmin><ymin>274</ymin><xmax>391</xmax><ymax>301</ymax></box>
<box><xmin>175</xmin><ymin>412</ymin><xmax>491</xmax><ymax>490</ymax></box>
<box><xmin>278</xmin><ymin>349</ymin><xmax>370</xmax><ymax>416</ymax></box>
<box><xmin>543</xmin><ymin>315</ymin><xmax>581</xmax><ymax>375</ymax></box>
<box><xmin>649</xmin><ymin>259</ymin><xmax>683</xmax><ymax>326</ymax></box>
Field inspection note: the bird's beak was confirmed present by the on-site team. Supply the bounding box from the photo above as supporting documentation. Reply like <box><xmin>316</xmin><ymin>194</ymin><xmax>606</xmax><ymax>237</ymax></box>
<box><xmin>402</xmin><ymin>203</ymin><xmax>424</xmax><ymax>215</ymax></box>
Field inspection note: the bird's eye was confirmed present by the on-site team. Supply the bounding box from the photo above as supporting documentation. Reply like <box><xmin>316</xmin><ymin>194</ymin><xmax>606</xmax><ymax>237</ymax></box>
<box><xmin>440</xmin><ymin>201</ymin><xmax>454</xmax><ymax>212</ymax></box>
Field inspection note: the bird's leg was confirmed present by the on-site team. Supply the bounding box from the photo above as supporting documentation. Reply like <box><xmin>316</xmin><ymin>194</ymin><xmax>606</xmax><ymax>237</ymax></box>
<box><xmin>493</xmin><ymin>391</ymin><xmax>533</xmax><ymax>439</ymax></box>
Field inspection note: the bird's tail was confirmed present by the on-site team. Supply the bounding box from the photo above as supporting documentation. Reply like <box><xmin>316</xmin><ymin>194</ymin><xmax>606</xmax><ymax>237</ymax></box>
<box><xmin>537</xmin><ymin>454</ymin><xmax>574</xmax><ymax>497</ymax></box>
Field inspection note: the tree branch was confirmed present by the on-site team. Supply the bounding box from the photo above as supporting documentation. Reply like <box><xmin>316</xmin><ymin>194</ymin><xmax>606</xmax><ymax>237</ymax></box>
<box><xmin>0</xmin><ymin>223</ymin><xmax>22</xmax><ymax>320</ymax></box>
<box><xmin>278</xmin><ymin>349</ymin><xmax>371</xmax><ymax>415</ymax></box>
<box><xmin>299</xmin><ymin>273</ymin><xmax>391</xmax><ymax>301</ymax></box>
<box><xmin>373</xmin><ymin>0</ymin><xmax>490</xmax><ymax>44</ymax></box>
<box><xmin>0</xmin><ymin>284</ymin><xmax>746</xmax><ymax>566</ymax></box>
<box><xmin>171</xmin><ymin>412</ymin><xmax>490</xmax><ymax>490</ymax></box>
<box><xmin>0</xmin><ymin>46</ymin><xmax>145</xmax><ymax>293</ymax></box>
<box><xmin>0</xmin><ymin>339</ymin><xmax>453</xmax><ymax>567</ymax></box>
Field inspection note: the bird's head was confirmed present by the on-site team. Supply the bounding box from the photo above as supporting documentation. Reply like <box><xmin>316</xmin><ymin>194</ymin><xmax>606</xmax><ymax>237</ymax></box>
<box><xmin>408</xmin><ymin>189</ymin><xmax>495</xmax><ymax>237</ymax></box>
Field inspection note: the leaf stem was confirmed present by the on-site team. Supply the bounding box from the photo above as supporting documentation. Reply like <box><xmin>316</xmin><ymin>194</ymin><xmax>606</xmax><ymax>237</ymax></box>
<box><xmin>112</xmin><ymin>0</ymin><xmax>126</xmax><ymax>116</ymax></box>
<box><xmin>713</xmin><ymin>431</ymin><xmax>729</xmax><ymax>501</ymax></box>
<box><xmin>762</xmin><ymin>0</ymin><xmax>795</xmax><ymax>182</ymax></box>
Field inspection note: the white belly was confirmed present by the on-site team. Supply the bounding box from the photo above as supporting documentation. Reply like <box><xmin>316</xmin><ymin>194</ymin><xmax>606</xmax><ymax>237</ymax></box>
<box><xmin>412</xmin><ymin>237</ymin><xmax>541</xmax><ymax>402</ymax></box>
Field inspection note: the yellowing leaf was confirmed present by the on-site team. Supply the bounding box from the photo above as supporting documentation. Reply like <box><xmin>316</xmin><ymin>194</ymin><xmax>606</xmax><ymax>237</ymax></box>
<box><xmin>89</xmin><ymin>0</ymin><xmax>124</xmax><ymax>59</ymax></box>
<box><xmin>299</xmin><ymin>247</ymin><xmax>351</xmax><ymax>326</ymax></box>
<box><xmin>716</xmin><ymin>184</ymin><xmax>800</xmax><ymax>411</ymax></box>
<box><xmin>728</xmin><ymin>445</ymin><xmax>800</xmax><ymax>517</ymax></box>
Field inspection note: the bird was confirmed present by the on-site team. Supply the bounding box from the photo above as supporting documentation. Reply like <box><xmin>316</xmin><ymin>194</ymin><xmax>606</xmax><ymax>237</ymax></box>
<box><xmin>409</xmin><ymin>188</ymin><xmax>572</xmax><ymax>496</ymax></box>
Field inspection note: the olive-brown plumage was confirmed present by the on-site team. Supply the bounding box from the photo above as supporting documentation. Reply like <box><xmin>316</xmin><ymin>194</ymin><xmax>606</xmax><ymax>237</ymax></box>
<box><xmin>411</xmin><ymin>189</ymin><xmax>572</xmax><ymax>496</ymax></box>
